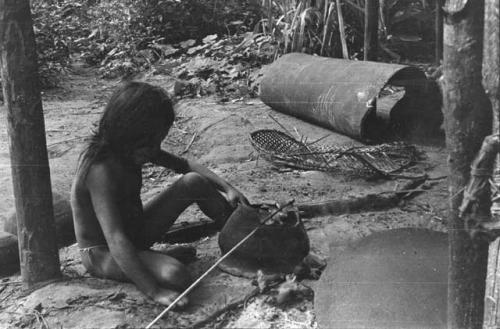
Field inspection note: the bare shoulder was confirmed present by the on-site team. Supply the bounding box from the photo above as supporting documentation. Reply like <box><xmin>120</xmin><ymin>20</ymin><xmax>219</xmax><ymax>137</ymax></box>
<box><xmin>87</xmin><ymin>158</ymin><xmax>128</xmax><ymax>190</ymax></box>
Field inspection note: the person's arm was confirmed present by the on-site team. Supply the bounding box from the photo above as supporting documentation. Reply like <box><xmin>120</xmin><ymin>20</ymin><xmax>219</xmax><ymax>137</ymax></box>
<box><xmin>85</xmin><ymin>163</ymin><xmax>170</xmax><ymax>303</ymax></box>
<box><xmin>187</xmin><ymin>159</ymin><xmax>249</xmax><ymax>207</ymax></box>
<box><xmin>153</xmin><ymin>150</ymin><xmax>249</xmax><ymax>207</ymax></box>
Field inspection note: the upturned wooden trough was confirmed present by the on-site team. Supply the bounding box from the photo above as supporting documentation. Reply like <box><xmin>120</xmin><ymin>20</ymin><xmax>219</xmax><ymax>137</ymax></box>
<box><xmin>260</xmin><ymin>53</ymin><xmax>442</xmax><ymax>142</ymax></box>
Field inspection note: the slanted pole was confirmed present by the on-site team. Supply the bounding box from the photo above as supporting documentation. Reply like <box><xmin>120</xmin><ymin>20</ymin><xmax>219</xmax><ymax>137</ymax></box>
<box><xmin>0</xmin><ymin>0</ymin><xmax>60</xmax><ymax>285</ymax></box>
<box><xmin>442</xmin><ymin>1</ymin><xmax>491</xmax><ymax>328</ymax></box>
<box><xmin>364</xmin><ymin>0</ymin><xmax>379</xmax><ymax>61</ymax></box>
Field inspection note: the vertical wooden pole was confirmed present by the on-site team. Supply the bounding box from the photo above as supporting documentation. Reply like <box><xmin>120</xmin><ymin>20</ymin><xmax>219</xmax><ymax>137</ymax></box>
<box><xmin>442</xmin><ymin>1</ymin><xmax>491</xmax><ymax>328</ymax></box>
<box><xmin>364</xmin><ymin>0</ymin><xmax>379</xmax><ymax>61</ymax></box>
<box><xmin>482</xmin><ymin>0</ymin><xmax>500</xmax><ymax>327</ymax></box>
<box><xmin>435</xmin><ymin>0</ymin><xmax>444</xmax><ymax>65</ymax></box>
<box><xmin>0</xmin><ymin>0</ymin><xmax>60</xmax><ymax>285</ymax></box>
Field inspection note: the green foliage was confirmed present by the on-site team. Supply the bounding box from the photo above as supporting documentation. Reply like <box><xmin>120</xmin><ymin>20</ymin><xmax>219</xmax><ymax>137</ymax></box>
<box><xmin>28</xmin><ymin>0</ymin><xmax>435</xmax><ymax>87</ymax></box>
<box><xmin>31</xmin><ymin>0</ymin><xmax>85</xmax><ymax>87</ymax></box>
<box><xmin>31</xmin><ymin>0</ymin><xmax>262</xmax><ymax>84</ymax></box>
<box><xmin>260</xmin><ymin>0</ymin><xmax>435</xmax><ymax>60</ymax></box>
<box><xmin>258</xmin><ymin>0</ymin><xmax>361</xmax><ymax>59</ymax></box>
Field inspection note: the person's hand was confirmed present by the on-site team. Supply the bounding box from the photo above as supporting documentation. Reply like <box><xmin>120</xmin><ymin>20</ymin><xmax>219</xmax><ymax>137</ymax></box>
<box><xmin>153</xmin><ymin>288</ymin><xmax>188</xmax><ymax>309</ymax></box>
<box><xmin>225</xmin><ymin>187</ymin><xmax>249</xmax><ymax>208</ymax></box>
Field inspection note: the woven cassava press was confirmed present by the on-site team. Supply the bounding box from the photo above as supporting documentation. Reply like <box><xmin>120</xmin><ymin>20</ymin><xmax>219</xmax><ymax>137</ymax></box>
<box><xmin>250</xmin><ymin>129</ymin><xmax>419</xmax><ymax>177</ymax></box>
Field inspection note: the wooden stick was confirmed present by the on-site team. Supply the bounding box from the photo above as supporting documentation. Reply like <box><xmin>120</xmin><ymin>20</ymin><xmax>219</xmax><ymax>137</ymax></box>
<box><xmin>344</xmin><ymin>0</ymin><xmax>363</xmax><ymax>13</ymax></box>
<box><xmin>268</xmin><ymin>114</ymin><xmax>294</xmax><ymax>137</ymax></box>
<box><xmin>0</xmin><ymin>281</ymin><xmax>22</xmax><ymax>286</ymax></box>
<box><xmin>379</xmin><ymin>42</ymin><xmax>401</xmax><ymax>61</ymax></box>
<box><xmin>321</xmin><ymin>2</ymin><xmax>335</xmax><ymax>56</ymax></box>
<box><xmin>181</xmin><ymin>132</ymin><xmax>197</xmax><ymax>154</ymax></box>
<box><xmin>336</xmin><ymin>0</ymin><xmax>349</xmax><ymax>59</ymax></box>
<box><xmin>145</xmin><ymin>200</ymin><xmax>295</xmax><ymax>329</ymax></box>
<box><xmin>306</xmin><ymin>133</ymin><xmax>331</xmax><ymax>146</ymax></box>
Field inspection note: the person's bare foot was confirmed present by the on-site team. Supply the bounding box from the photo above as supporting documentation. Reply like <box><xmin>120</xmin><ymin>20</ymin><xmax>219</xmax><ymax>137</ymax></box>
<box><xmin>154</xmin><ymin>288</ymin><xmax>189</xmax><ymax>309</ymax></box>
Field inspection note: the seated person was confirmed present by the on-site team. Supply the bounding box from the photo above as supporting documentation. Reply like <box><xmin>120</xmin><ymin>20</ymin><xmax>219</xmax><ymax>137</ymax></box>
<box><xmin>71</xmin><ymin>81</ymin><xmax>248</xmax><ymax>307</ymax></box>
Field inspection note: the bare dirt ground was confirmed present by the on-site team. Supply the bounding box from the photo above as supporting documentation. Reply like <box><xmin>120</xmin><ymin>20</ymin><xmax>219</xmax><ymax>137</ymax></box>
<box><xmin>0</xmin><ymin>65</ymin><xmax>448</xmax><ymax>328</ymax></box>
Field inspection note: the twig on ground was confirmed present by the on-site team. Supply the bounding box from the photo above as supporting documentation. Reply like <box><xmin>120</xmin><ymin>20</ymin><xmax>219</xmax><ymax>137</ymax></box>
<box><xmin>427</xmin><ymin>175</ymin><xmax>447</xmax><ymax>181</ymax></box>
<box><xmin>181</xmin><ymin>115</ymin><xmax>234</xmax><ymax>154</ymax></box>
<box><xmin>191</xmin><ymin>287</ymin><xmax>260</xmax><ymax>329</ymax></box>
<box><xmin>69</xmin><ymin>111</ymin><xmax>101</xmax><ymax>116</ymax></box>
<box><xmin>47</xmin><ymin>136</ymin><xmax>86</xmax><ymax>147</ymax></box>
<box><xmin>0</xmin><ymin>289</ymin><xmax>17</xmax><ymax>310</ymax></box>
<box><xmin>387</xmin><ymin>173</ymin><xmax>428</xmax><ymax>180</ymax></box>
<box><xmin>198</xmin><ymin>115</ymin><xmax>234</xmax><ymax>135</ymax></box>
<box><xmin>33</xmin><ymin>309</ymin><xmax>50</xmax><ymax>329</ymax></box>
<box><xmin>181</xmin><ymin>132</ymin><xmax>198</xmax><ymax>154</ymax></box>
<box><xmin>0</xmin><ymin>281</ymin><xmax>23</xmax><ymax>286</ymax></box>
<box><xmin>154</xmin><ymin>168</ymin><xmax>169</xmax><ymax>182</ymax></box>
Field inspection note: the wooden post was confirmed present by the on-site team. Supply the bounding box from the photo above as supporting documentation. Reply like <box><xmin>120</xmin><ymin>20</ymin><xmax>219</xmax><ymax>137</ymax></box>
<box><xmin>435</xmin><ymin>0</ymin><xmax>444</xmax><ymax>65</ymax></box>
<box><xmin>364</xmin><ymin>0</ymin><xmax>379</xmax><ymax>61</ymax></box>
<box><xmin>0</xmin><ymin>0</ymin><xmax>60</xmax><ymax>284</ymax></box>
<box><xmin>482</xmin><ymin>0</ymin><xmax>500</xmax><ymax>327</ymax></box>
<box><xmin>442</xmin><ymin>1</ymin><xmax>491</xmax><ymax>328</ymax></box>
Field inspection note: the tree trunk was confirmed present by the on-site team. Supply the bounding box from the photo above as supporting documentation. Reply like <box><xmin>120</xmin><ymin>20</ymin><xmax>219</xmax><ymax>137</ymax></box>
<box><xmin>442</xmin><ymin>1</ymin><xmax>491</xmax><ymax>328</ymax></box>
<box><xmin>435</xmin><ymin>0</ymin><xmax>444</xmax><ymax>65</ymax></box>
<box><xmin>0</xmin><ymin>0</ymin><xmax>60</xmax><ymax>285</ymax></box>
<box><xmin>482</xmin><ymin>0</ymin><xmax>500</xmax><ymax>327</ymax></box>
<box><xmin>364</xmin><ymin>0</ymin><xmax>379</xmax><ymax>61</ymax></box>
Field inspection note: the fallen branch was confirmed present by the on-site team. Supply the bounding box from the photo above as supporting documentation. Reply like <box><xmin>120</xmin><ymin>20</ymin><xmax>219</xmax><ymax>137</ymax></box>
<box><xmin>298</xmin><ymin>177</ymin><xmax>427</xmax><ymax>218</ymax></box>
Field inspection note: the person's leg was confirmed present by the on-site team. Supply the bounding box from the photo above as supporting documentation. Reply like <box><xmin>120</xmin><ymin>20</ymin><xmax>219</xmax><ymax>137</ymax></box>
<box><xmin>140</xmin><ymin>172</ymin><xmax>234</xmax><ymax>245</ymax></box>
<box><xmin>81</xmin><ymin>246</ymin><xmax>191</xmax><ymax>306</ymax></box>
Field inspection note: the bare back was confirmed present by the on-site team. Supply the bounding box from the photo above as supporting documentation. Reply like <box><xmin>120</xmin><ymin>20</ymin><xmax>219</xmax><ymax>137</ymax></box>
<box><xmin>71</xmin><ymin>156</ymin><xmax>144</xmax><ymax>249</ymax></box>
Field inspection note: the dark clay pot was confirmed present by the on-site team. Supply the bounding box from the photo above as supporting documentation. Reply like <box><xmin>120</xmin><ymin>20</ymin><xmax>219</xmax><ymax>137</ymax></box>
<box><xmin>218</xmin><ymin>203</ymin><xmax>310</xmax><ymax>272</ymax></box>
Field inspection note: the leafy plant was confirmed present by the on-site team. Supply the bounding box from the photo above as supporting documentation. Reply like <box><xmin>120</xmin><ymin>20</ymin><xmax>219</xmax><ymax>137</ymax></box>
<box><xmin>259</xmin><ymin>0</ymin><xmax>435</xmax><ymax>60</ymax></box>
<box><xmin>259</xmin><ymin>0</ymin><xmax>361</xmax><ymax>59</ymax></box>
<box><xmin>29</xmin><ymin>0</ymin><xmax>263</xmax><ymax>83</ymax></box>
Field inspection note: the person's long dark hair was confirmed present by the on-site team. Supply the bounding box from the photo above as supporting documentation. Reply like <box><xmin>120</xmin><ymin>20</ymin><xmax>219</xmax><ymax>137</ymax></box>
<box><xmin>77</xmin><ymin>81</ymin><xmax>175</xmax><ymax>176</ymax></box>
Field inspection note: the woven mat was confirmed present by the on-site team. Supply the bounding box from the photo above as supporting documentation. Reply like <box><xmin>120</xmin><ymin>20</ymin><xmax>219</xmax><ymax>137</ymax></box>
<box><xmin>250</xmin><ymin>129</ymin><xmax>419</xmax><ymax>177</ymax></box>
